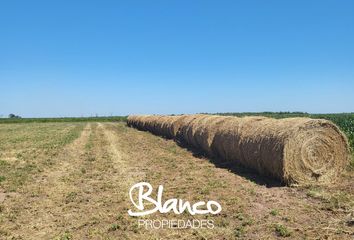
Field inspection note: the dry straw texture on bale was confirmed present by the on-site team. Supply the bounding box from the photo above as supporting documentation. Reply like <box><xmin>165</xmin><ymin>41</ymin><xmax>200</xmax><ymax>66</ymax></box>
<box><xmin>127</xmin><ymin>114</ymin><xmax>350</xmax><ymax>185</ymax></box>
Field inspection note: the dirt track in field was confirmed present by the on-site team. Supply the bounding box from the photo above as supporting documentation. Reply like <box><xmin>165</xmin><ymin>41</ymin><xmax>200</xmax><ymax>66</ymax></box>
<box><xmin>0</xmin><ymin>122</ymin><xmax>353</xmax><ymax>239</ymax></box>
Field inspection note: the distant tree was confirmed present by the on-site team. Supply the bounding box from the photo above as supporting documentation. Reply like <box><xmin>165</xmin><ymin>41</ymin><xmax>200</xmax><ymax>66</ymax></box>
<box><xmin>8</xmin><ymin>114</ymin><xmax>21</xmax><ymax>119</ymax></box>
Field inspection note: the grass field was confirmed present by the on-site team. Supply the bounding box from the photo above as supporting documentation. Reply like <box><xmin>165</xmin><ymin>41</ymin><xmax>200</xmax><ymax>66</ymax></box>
<box><xmin>0</xmin><ymin>121</ymin><xmax>353</xmax><ymax>239</ymax></box>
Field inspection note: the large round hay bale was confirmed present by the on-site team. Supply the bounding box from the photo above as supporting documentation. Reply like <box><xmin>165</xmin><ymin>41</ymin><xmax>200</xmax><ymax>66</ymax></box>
<box><xmin>211</xmin><ymin>116</ymin><xmax>349</xmax><ymax>184</ymax></box>
<box><xmin>177</xmin><ymin>115</ymin><xmax>203</xmax><ymax>145</ymax></box>
<box><xmin>126</xmin><ymin>114</ymin><xmax>350</xmax><ymax>185</ymax></box>
<box><xmin>184</xmin><ymin>115</ymin><xmax>211</xmax><ymax>149</ymax></box>
<box><xmin>192</xmin><ymin>115</ymin><xmax>226</xmax><ymax>154</ymax></box>
<box><xmin>126</xmin><ymin>115</ymin><xmax>135</xmax><ymax>127</ymax></box>
<box><xmin>170</xmin><ymin>115</ymin><xmax>189</xmax><ymax>138</ymax></box>
<box><xmin>154</xmin><ymin>116</ymin><xmax>170</xmax><ymax>138</ymax></box>
<box><xmin>281</xmin><ymin>118</ymin><xmax>349</xmax><ymax>184</ymax></box>
<box><xmin>200</xmin><ymin>116</ymin><xmax>240</xmax><ymax>158</ymax></box>
<box><xmin>160</xmin><ymin>116</ymin><xmax>176</xmax><ymax>138</ymax></box>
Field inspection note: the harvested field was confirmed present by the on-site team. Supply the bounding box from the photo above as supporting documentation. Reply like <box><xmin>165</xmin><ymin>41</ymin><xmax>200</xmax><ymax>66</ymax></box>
<box><xmin>127</xmin><ymin>115</ymin><xmax>350</xmax><ymax>185</ymax></box>
<box><xmin>0</xmin><ymin>122</ymin><xmax>353</xmax><ymax>239</ymax></box>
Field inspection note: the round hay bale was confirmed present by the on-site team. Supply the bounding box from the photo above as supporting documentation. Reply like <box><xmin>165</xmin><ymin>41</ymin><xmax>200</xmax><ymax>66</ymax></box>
<box><xmin>178</xmin><ymin>115</ymin><xmax>204</xmax><ymax>145</ymax></box>
<box><xmin>126</xmin><ymin>114</ymin><xmax>350</xmax><ymax>185</ymax></box>
<box><xmin>184</xmin><ymin>115</ymin><xmax>211</xmax><ymax>149</ymax></box>
<box><xmin>208</xmin><ymin>116</ymin><xmax>243</xmax><ymax>159</ymax></box>
<box><xmin>212</xmin><ymin>116</ymin><xmax>349</xmax><ymax>184</ymax></box>
<box><xmin>193</xmin><ymin>115</ymin><xmax>232</xmax><ymax>155</ymax></box>
<box><xmin>281</xmin><ymin>118</ymin><xmax>350</xmax><ymax>184</ymax></box>
<box><xmin>170</xmin><ymin>115</ymin><xmax>189</xmax><ymax>138</ymax></box>
<box><xmin>160</xmin><ymin>116</ymin><xmax>176</xmax><ymax>138</ymax></box>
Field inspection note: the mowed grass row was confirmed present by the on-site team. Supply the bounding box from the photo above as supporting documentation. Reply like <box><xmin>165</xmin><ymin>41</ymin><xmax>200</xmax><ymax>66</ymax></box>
<box><xmin>0</xmin><ymin>123</ymin><xmax>85</xmax><ymax>191</ymax></box>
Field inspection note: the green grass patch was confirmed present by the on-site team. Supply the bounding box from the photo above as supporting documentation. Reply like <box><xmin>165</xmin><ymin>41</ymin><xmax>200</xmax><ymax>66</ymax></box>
<box><xmin>0</xmin><ymin>123</ymin><xmax>85</xmax><ymax>192</ymax></box>
<box><xmin>270</xmin><ymin>209</ymin><xmax>279</xmax><ymax>216</ymax></box>
<box><xmin>274</xmin><ymin>223</ymin><xmax>292</xmax><ymax>237</ymax></box>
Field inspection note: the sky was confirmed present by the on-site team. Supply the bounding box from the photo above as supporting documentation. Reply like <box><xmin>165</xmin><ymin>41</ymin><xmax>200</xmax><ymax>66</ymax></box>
<box><xmin>0</xmin><ymin>0</ymin><xmax>353</xmax><ymax>117</ymax></box>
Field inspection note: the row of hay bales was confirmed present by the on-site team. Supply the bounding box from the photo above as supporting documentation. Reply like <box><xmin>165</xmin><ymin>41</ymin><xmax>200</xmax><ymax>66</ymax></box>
<box><xmin>127</xmin><ymin>114</ymin><xmax>350</xmax><ymax>185</ymax></box>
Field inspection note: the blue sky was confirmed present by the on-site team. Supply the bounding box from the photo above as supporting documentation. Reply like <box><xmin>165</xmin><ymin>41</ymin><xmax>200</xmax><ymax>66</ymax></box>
<box><xmin>0</xmin><ymin>0</ymin><xmax>353</xmax><ymax>117</ymax></box>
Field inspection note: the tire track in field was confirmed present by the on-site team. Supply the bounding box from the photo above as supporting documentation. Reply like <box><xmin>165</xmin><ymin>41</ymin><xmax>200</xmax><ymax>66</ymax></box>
<box><xmin>70</xmin><ymin>123</ymin><xmax>146</xmax><ymax>239</ymax></box>
<box><xmin>98</xmin><ymin>122</ymin><xmax>145</xmax><ymax>186</ymax></box>
<box><xmin>3</xmin><ymin>122</ymin><xmax>146</xmax><ymax>239</ymax></box>
<box><xmin>1</xmin><ymin>123</ymin><xmax>92</xmax><ymax>239</ymax></box>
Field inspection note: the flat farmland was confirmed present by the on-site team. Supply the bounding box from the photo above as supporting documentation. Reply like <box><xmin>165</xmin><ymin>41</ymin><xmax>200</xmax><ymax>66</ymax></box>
<box><xmin>0</xmin><ymin>122</ymin><xmax>353</xmax><ymax>239</ymax></box>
